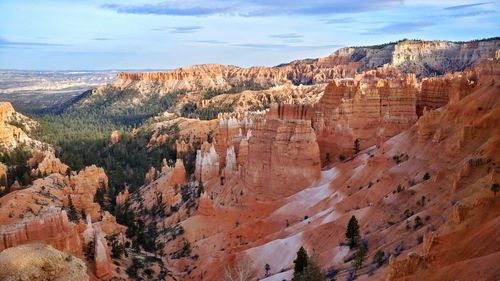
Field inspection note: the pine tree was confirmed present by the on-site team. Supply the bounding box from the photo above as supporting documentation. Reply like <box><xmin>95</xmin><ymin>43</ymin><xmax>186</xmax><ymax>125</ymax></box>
<box><xmin>352</xmin><ymin>244</ymin><xmax>367</xmax><ymax>270</ymax></box>
<box><xmin>294</xmin><ymin>258</ymin><xmax>325</xmax><ymax>281</ymax></box>
<box><xmin>353</xmin><ymin>138</ymin><xmax>361</xmax><ymax>155</ymax></box>
<box><xmin>293</xmin><ymin>247</ymin><xmax>309</xmax><ymax>278</ymax></box>
<box><xmin>67</xmin><ymin>195</ymin><xmax>79</xmax><ymax>222</ymax></box>
<box><xmin>346</xmin><ymin>215</ymin><xmax>360</xmax><ymax>247</ymax></box>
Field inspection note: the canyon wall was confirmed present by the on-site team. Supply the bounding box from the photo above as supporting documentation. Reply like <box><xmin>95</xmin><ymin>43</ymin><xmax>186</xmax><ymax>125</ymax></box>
<box><xmin>245</xmin><ymin>104</ymin><xmax>321</xmax><ymax>200</ymax></box>
<box><xmin>313</xmin><ymin>66</ymin><xmax>418</xmax><ymax>164</ymax></box>
<box><xmin>0</xmin><ymin>208</ymin><xmax>82</xmax><ymax>256</ymax></box>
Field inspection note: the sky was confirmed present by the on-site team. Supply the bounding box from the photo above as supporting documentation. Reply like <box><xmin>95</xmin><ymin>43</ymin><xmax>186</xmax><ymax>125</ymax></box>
<box><xmin>0</xmin><ymin>0</ymin><xmax>498</xmax><ymax>70</ymax></box>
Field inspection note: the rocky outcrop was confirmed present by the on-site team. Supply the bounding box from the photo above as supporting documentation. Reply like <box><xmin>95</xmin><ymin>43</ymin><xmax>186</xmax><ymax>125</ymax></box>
<box><xmin>116</xmin><ymin>187</ymin><xmax>129</xmax><ymax>206</ymax></box>
<box><xmin>387</xmin><ymin>253</ymin><xmax>426</xmax><ymax>281</ymax></box>
<box><xmin>0</xmin><ymin>208</ymin><xmax>82</xmax><ymax>256</ymax></box>
<box><xmin>417</xmin><ymin>70</ymin><xmax>478</xmax><ymax>115</ymax></box>
<box><xmin>313</xmin><ymin>66</ymin><xmax>418</xmax><ymax>164</ymax></box>
<box><xmin>170</xmin><ymin>159</ymin><xmax>187</xmax><ymax>186</ymax></box>
<box><xmin>98</xmin><ymin>211</ymin><xmax>127</xmax><ymax>236</ymax></box>
<box><xmin>245</xmin><ymin>104</ymin><xmax>321</xmax><ymax>200</ymax></box>
<box><xmin>392</xmin><ymin>40</ymin><xmax>499</xmax><ymax>76</ymax></box>
<box><xmin>109</xmin><ymin>130</ymin><xmax>122</xmax><ymax>144</ymax></box>
<box><xmin>0</xmin><ymin>243</ymin><xmax>88</xmax><ymax>281</ymax></box>
<box><xmin>114</xmin><ymin>39</ymin><xmax>499</xmax><ymax>93</ymax></box>
<box><xmin>0</xmin><ymin>163</ymin><xmax>7</xmax><ymax>191</ymax></box>
<box><xmin>0</xmin><ymin>102</ymin><xmax>15</xmax><ymax>122</ymax></box>
<box><xmin>195</xmin><ymin>143</ymin><xmax>220</xmax><ymax>184</ymax></box>
<box><xmin>30</xmin><ymin>152</ymin><xmax>69</xmax><ymax>177</ymax></box>
<box><xmin>69</xmin><ymin>165</ymin><xmax>108</xmax><ymax>220</ymax></box>
<box><xmin>223</xmin><ymin>146</ymin><xmax>237</xmax><ymax>180</ymax></box>
<box><xmin>82</xmin><ymin>215</ymin><xmax>113</xmax><ymax>279</ymax></box>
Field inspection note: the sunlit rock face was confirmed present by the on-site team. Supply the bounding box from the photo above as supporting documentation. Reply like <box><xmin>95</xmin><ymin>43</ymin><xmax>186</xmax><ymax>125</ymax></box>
<box><xmin>0</xmin><ymin>208</ymin><xmax>82</xmax><ymax>256</ymax></box>
<box><xmin>313</xmin><ymin>66</ymin><xmax>418</xmax><ymax>165</ymax></box>
<box><xmin>195</xmin><ymin>143</ymin><xmax>220</xmax><ymax>184</ymax></box>
<box><xmin>0</xmin><ymin>243</ymin><xmax>89</xmax><ymax>281</ymax></box>
<box><xmin>245</xmin><ymin>103</ymin><xmax>321</xmax><ymax>200</ymax></box>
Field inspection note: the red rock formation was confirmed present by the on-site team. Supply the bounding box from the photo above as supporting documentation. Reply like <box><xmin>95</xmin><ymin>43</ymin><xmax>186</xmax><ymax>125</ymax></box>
<box><xmin>195</xmin><ymin>143</ymin><xmax>220</xmax><ymax>184</ymax></box>
<box><xmin>0</xmin><ymin>208</ymin><xmax>82</xmax><ymax>256</ymax></box>
<box><xmin>69</xmin><ymin>165</ymin><xmax>108</xmax><ymax>220</ymax></box>
<box><xmin>0</xmin><ymin>163</ymin><xmax>7</xmax><ymax>191</ymax></box>
<box><xmin>0</xmin><ymin>102</ymin><xmax>15</xmax><ymax>122</ymax></box>
<box><xmin>387</xmin><ymin>253</ymin><xmax>426</xmax><ymax>281</ymax></box>
<box><xmin>417</xmin><ymin>70</ymin><xmax>477</xmax><ymax>116</ymax></box>
<box><xmin>245</xmin><ymin>104</ymin><xmax>321</xmax><ymax>200</ymax></box>
<box><xmin>30</xmin><ymin>151</ymin><xmax>69</xmax><ymax>177</ymax></box>
<box><xmin>313</xmin><ymin>66</ymin><xmax>418</xmax><ymax>165</ymax></box>
<box><xmin>116</xmin><ymin>187</ymin><xmax>129</xmax><ymax>206</ymax></box>
<box><xmin>171</xmin><ymin>159</ymin><xmax>187</xmax><ymax>186</ymax></box>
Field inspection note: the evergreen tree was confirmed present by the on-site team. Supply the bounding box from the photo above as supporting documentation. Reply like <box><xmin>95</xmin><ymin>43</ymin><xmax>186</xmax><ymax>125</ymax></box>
<box><xmin>491</xmin><ymin>183</ymin><xmax>500</xmax><ymax>198</ymax></box>
<box><xmin>352</xmin><ymin>244</ymin><xmax>367</xmax><ymax>270</ymax></box>
<box><xmin>295</xmin><ymin>257</ymin><xmax>325</xmax><ymax>281</ymax></box>
<box><xmin>346</xmin><ymin>215</ymin><xmax>360</xmax><ymax>247</ymax></box>
<box><xmin>293</xmin><ymin>246</ymin><xmax>309</xmax><ymax>278</ymax></box>
<box><xmin>67</xmin><ymin>195</ymin><xmax>79</xmax><ymax>222</ymax></box>
<box><xmin>353</xmin><ymin>138</ymin><xmax>361</xmax><ymax>155</ymax></box>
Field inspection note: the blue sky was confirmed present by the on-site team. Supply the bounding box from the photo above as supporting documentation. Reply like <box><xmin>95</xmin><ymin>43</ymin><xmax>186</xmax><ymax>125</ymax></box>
<box><xmin>0</xmin><ymin>0</ymin><xmax>498</xmax><ymax>70</ymax></box>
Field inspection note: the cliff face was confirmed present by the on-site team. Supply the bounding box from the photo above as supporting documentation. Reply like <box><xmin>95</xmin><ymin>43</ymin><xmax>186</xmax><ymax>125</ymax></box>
<box><xmin>417</xmin><ymin>69</ymin><xmax>478</xmax><ymax>116</ymax></box>
<box><xmin>392</xmin><ymin>40</ymin><xmax>500</xmax><ymax>75</ymax></box>
<box><xmin>313</xmin><ymin>66</ymin><xmax>418</xmax><ymax>165</ymax></box>
<box><xmin>0</xmin><ymin>102</ymin><xmax>43</xmax><ymax>150</ymax></box>
<box><xmin>245</xmin><ymin>104</ymin><xmax>321</xmax><ymax>200</ymax></box>
<box><xmin>113</xmin><ymin>39</ymin><xmax>499</xmax><ymax>93</ymax></box>
<box><xmin>0</xmin><ymin>208</ymin><xmax>82</xmax><ymax>256</ymax></box>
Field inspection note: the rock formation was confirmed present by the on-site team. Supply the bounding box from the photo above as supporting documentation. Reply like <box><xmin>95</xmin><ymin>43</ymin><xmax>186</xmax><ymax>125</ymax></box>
<box><xmin>387</xmin><ymin>253</ymin><xmax>426</xmax><ymax>281</ymax></box>
<box><xmin>245</xmin><ymin>104</ymin><xmax>321</xmax><ymax>199</ymax></box>
<box><xmin>116</xmin><ymin>187</ymin><xmax>129</xmax><ymax>206</ymax></box>
<box><xmin>0</xmin><ymin>208</ymin><xmax>82</xmax><ymax>256</ymax></box>
<box><xmin>69</xmin><ymin>165</ymin><xmax>108</xmax><ymax>220</ymax></box>
<box><xmin>0</xmin><ymin>243</ymin><xmax>88</xmax><ymax>281</ymax></box>
<box><xmin>109</xmin><ymin>130</ymin><xmax>122</xmax><ymax>144</ymax></box>
<box><xmin>195</xmin><ymin>143</ymin><xmax>220</xmax><ymax>184</ymax></box>
<box><xmin>30</xmin><ymin>151</ymin><xmax>69</xmax><ymax>177</ymax></box>
<box><xmin>313</xmin><ymin>66</ymin><xmax>418</xmax><ymax>164</ymax></box>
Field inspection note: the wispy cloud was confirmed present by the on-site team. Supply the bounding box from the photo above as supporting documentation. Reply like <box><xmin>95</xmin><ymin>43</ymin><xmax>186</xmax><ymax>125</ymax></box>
<box><xmin>92</xmin><ymin>37</ymin><xmax>114</xmax><ymax>41</ymax></box>
<box><xmin>444</xmin><ymin>2</ymin><xmax>492</xmax><ymax>10</ymax></box>
<box><xmin>170</xmin><ymin>26</ymin><xmax>202</xmax><ymax>33</ymax></box>
<box><xmin>193</xmin><ymin>40</ymin><xmax>227</xmax><ymax>44</ymax></box>
<box><xmin>152</xmin><ymin>26</ymin><xmax>203</xmax><ymax>33</ymax></box>
<box><xmin>270</xmin><ymin>33</ymin><xmax>303</xmax><ymax>39</ymax></box>
<box><xmin>360</xmin><ymin>22</ymin><xmax>433</xmax><ymax>35</ymax></box>
<box><xmin>0</xmin><ymin>38</ymin><xmax>68</xmax><ymax>48</ymax></box>
<box><xmin>323</xmin><ymin>17</ymin><xmax>354</xmax><ymax>24</ymax></box>
<box><xmin>102</xmin><ymin>0</ymin><xmax>402</xmax><ymax>17</ymax></box>
<box><xmin>232</xmin><ymin>43</ymin><xmax>340</xmax><ymax>50</ymax></box>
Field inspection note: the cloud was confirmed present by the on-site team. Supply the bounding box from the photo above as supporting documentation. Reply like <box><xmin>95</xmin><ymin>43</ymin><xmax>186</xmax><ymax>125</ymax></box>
<box><xmin>232</xmin><ymin>43</ymin><xmax>340</xmax><ymax>50</ymax></box>
<box><xmin>444</xmin><ymin>2</ymin><xmax>492</xmax><ymax>10</ymax></box>
<box><xmin>92</xmin><ymin>37</ymin><xmax>114</xmax><ymax>41</ymax></box>
<box><xmin>270</xmin><ymin>33</ymin><xmax>303</xmax><ymax>39</ymax></box>
<box><xmin>0</xmin><ymin>38</ymin><xmax>68</xmax><ymax>48</ymax></box>
<box><xmin>360</xmin><ymin>22</ymin><xmax>433</xmax><ymax>35</ymax></box>
<box><xmin>448</xmin><ymin>10</ymin><xmax>495</xmax><ymax>17</ymax></box>
<box><xmin>170</xmin><ymin>26</ymin><xmax>202</xmax><ymax>33</ymax></box>
<box><xmin>193</xmin><ymin>40</ymin><xmax>227</xmax><ymax>44</ymax></box>
<box><xmin>102</xmin><ymin>0</ymin><xmax>402</xmax><ymax>17</ymax></box>
<box><xmin>323</xmin><ymin>17</ymin><xmax>354</xmax><ymax>24</ymax></box>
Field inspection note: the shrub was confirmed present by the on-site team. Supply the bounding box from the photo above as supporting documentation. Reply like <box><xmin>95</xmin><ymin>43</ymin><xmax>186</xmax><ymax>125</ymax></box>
<box><xmin>373</xmin><ymin>250</ymin><xmax>385</xmax><ymax>267</ymax></box>
<box><xmin>423</xmin><ymin>172</ymin><xmax>431</xmax><ymax>181</ymax></box>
